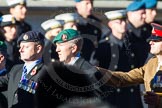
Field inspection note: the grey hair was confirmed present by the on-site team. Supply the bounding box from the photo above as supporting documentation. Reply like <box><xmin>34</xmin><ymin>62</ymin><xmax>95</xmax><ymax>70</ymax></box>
<box><xmin>68</xmin><ymin>37</ymin><xmax>83</xmax><ymax>53</ymax></box>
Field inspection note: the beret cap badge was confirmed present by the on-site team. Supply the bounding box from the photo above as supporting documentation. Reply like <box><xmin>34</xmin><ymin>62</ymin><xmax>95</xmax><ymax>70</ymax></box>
<box><xmin>23</xmin><ymin>34</ymin><xmax>29</xmax><ymax>40</ymax></box>
<box><xmin>61</xmin><ymin>34</ymin><xmax>67</xmax><ymax>42</ymax></box>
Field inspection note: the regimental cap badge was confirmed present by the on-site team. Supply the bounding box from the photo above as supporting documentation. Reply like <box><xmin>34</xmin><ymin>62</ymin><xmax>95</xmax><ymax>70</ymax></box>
<box><xmin>61</xmin><ymin>34</ymin><xmax>67</xmax><ymax>42</ymax></box>
<box><xmin>152</xmin><ymin>27</ymin><xmax>156</xmax><ymax>34</ymax></box>
<box><xmin>23</xmin><ymin>34</ymin><xmax>29</xmax><ymax>40</ymax></box>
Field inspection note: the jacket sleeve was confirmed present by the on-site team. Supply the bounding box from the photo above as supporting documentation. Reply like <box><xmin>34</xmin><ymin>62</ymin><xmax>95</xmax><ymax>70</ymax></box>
<box><xmin>156</xmin><ymin>97</ymin><xmax>162</xmax><ymax>108</ymax></box>
<box><xmin>96</xmin><ymin>65</ymin><xmax>145</xmax><ymax>87</ymax></box>
<box><xmin>0</xmin><ymin>75</ymin><xmax>8</xmax><ymax>91</ymax></box>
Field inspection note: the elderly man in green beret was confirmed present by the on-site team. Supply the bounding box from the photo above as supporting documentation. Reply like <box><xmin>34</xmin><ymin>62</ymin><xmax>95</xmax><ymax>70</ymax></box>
<box><xmin>53</xmin><ymin>29</ymin><xmax>84</xmax><ymax>64</ymax></box>
<box><xmin>53</xmin><ymin>29</ymin><xmax>103</xmax><ymax>94</ymax></box>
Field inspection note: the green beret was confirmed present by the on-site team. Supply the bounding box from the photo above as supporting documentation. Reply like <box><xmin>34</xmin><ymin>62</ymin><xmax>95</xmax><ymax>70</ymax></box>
<box><xmin>0</xmin><ymin>41</ymin><xmax>7</xmax><ymax>53</ymax></box>
<box><xmin>53</xmin><ymin>29</ymin><xmax>80</xmax><ymax>44</ymax></box>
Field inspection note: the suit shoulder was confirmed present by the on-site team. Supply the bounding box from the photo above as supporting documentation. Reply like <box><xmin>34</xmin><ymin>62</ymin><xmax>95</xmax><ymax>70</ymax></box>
<box><xmin>10</xmin><ymin>64</ymin><xmax>23</xmax><ymax>72</ymax></box>
<box><xmin>146</xmin><ymin>56</ymin><xmax>157</xmax><ymax>64</ymax></box>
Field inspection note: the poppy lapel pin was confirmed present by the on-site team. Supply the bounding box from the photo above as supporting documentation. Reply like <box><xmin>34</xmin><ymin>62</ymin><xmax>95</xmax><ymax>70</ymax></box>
<box><xmin>30</xmin><ymin>66</ymin><xmax>38</xmax><ymax>76</ymax></box>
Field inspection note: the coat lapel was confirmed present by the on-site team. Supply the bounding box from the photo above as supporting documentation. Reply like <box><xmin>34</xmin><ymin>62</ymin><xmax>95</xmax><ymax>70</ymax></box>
<box><xmin>74</xmin><ymin>57</ymin><xmax>84</xmax><ymax>69</ymax></box>
<box><xmin>26</xmin><ymin>63</ymin><xmax>43</xmax><ymax>80</ymax></box>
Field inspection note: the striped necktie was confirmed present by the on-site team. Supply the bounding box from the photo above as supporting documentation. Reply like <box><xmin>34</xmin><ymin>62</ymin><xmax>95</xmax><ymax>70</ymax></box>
<box><xmin>22</xmin><ymin>66</ymin><xmax>27</xmax><ymax>80</ymax></box>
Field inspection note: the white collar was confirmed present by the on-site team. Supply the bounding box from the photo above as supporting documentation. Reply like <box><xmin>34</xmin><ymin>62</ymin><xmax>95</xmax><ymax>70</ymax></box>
<box><xmin>67</xmin><ymin>57</ymin><xmax>80</xmax><ymax>65</ymax></box>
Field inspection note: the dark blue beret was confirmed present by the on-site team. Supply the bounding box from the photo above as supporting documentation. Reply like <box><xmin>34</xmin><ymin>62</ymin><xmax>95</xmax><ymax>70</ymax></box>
<box><xmin>126</xmin><ymin>1</ymin><xmax>145</xmax><ymax>11</ymax></box>
<box><xmin>17</xmin><ymin>31</ymin><xmax>44</xmax><ymax>45</ymax></box>
<box><xmin>143</xmin><ymin>0</ymin><xmax>157</xmax><ymax>9</ymax></box>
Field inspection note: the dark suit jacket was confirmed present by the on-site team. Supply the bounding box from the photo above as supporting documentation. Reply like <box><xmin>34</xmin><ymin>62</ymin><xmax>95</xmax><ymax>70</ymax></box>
<box><xmin>74</xmin><ymin>58</ymin><xmax>103</xmax><ymax>96</ymax></box>
<box><xmin>0</xmin><ymin>62</ymin><xmax>60</xmax><ymax>108</ymax></box>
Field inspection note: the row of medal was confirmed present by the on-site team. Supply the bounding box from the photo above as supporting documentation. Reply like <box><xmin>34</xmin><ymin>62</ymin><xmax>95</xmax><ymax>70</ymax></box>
<box><xmin>18</xmin><ymin>78</ymin><xmax>38</xmax><ymax>94</ymax></box>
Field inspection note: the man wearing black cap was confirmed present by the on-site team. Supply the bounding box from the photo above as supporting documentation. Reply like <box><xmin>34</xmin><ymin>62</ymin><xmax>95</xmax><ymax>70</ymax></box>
<box><xmin>97</xmin><ymin>23</ymin><xmax>162</xmax><ymax>108</ymax></box>
<box><xmin>74</xmin><ymin>0</ymin><xmax>103</xmax><ymax>61</ymax></box>
<box><xmin>90</xmin><ymin>10</ymin><xmax>142</xmax><ymax>108</ymax></box>
<box><xmin>126</xmin><ymin>0</ymin><xmax>150</xmax><ymax>68</ymax></box>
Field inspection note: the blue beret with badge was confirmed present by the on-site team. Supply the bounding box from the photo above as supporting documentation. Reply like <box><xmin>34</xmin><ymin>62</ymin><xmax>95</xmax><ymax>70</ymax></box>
<box><xmin>0</xmin><ymin>14</ymin><xmax>16</xmax><ymax>27</ymax></box>
<box><xmin>143</xmin><ymin>0</ymin><xmax>157</xmax><ymax>9</ymax></box>
<box><xmin>126</xmin><ymin>1</ymin><xmax>145</xmax><ymax>11</ymax></box>
<box><xmin>17</xmin><ymin>31</ymin><xmax>45</xmax><ymax>45</ymax></box>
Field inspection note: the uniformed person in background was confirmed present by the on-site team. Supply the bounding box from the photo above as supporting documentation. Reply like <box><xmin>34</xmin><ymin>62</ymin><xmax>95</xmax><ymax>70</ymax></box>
<box><xmin>126</xmin><ymin>0</ymin><xmax>150</xmax><ymax>67</ymax></box>
<box><xmin>0</xmin><ymin>14</ymin><xmax>22</xmax><ymax>70</ymax></box>
<box><xmin>142</xmin><ymin>0</ymin><xmax>158</xmax><ymax>62</ymax></box>
<box><xmin>6</xmin><ymin>0</ymin><xmax>31</xmax><ymax>37</ymax></box>
<box><xmin>41</xmin><ymin>19</ymin><xmax>64</xmax><ymax>63</ymax></box>
<box><xmin>55</xmin><ymin>13</ymin><xmax>78</xmax><ymax>30</ymax></box>
<box><xmin>74</xmin><ymin>0</ymin><xmax>102</xmax><ymax>61</ymax></box>
<box><xmin>90</xmin><ymin>10</ymin><xmax>143</xmax><ymax>108</ymax></box>
<box><xmin>0</xmin><ymin>41</ymin><xmax>9</xmax><ymax>108</ymax></box>
<box><xmin>143</xmin><ymin>0</ymin><xmax>157</xmax><ymax>25</ymax></box>
<box><xmin>97</xmin><ymin>22</ymin><xmax>162</xmax><ymax>108</ymax></box>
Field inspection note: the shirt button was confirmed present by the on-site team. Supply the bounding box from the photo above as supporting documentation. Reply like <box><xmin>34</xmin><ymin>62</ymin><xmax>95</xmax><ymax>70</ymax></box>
<box><xmin>117</xmin><ymin>88</ymin><xmax>120</xmax><ymax>93</ymax></box>
<box><xmin>130</xmin><ymin>88</ymin><xmax>134</xmax><ymax>93</ymax></box>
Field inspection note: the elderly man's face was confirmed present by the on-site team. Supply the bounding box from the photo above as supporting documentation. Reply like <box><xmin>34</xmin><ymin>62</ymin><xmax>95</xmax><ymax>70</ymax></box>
<box><xmin>76</xmin><ymin>0</ymin><xmax>93</xmax><ymax>18</ymax></box>
<box><xmin>56</xmin><ymin>42</ymin><xmax>76</xmax><ymax>63</ymax></box>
